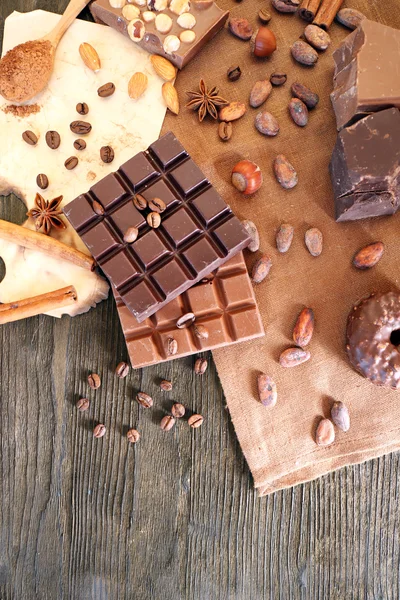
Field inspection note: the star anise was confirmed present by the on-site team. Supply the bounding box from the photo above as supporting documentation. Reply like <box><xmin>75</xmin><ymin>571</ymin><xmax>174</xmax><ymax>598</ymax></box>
<box><xmin>27</xmin><ymin>193</ymin><xmax>66</xmax><ymax>235</ymax></box>
<box><xmin>186</xmin><ymin>79</ymin><xmax>229</xmax><ymax>122</ymax></box>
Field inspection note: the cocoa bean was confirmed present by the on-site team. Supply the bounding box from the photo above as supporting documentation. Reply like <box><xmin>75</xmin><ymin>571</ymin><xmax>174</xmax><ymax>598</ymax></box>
<box><xmin>305</xmin><ymin>227</ymin><xmax>323</xmax><ymax>257</ymax></box>
<box><xmin>242</xmin><ymin>220</ymin><xmax>260</xmax><ymax>252</ymax></box>
<box><xmin>218</xmin><ymin>102</ymin><xmax>246</xmax><ymax>122</ymax></box>
<box><xmin>279</xmin><ymin>347</ymin><xmax>310</xmax><ymax>368</ymax></box>
<box><xmin>291</xmin><ymin>40</ymin><xmax>318</xmax><ymax>66</ymax></box>
<box><xmin>315</xmin><ymin>418</ymin><xmax>335</xmax><ymax>446</ymax></box>
<box><xmin>331</xmin><ymin>401</ymin><xmax>350</xmax><ymax>432</ymax></box>
<box><xmin>293</xmin><ymin>307</ymin><xmax>314</xmax><ymax>347</ymax></box>
<box><xmin>249</xmin><ymin>79</ymin><xmax>272</xmax><ymax>108</ymax></box>
<box><xmin>273</xmin><ymin>155</ymin><xmax>298</xmax><ymax>189</ymax></box>
<box><xmin>257</xmin><ymin>373</ymin><xmax>277</xmax><ymax>407</ymax></box>
<box><xmin>289</xmin><ymin>98</ymin><xmax>308</xmax><ymax>127</ymax></box>
<box><xmin>218</xmin><ymin>121</ymin><xmax>233</xmax><ymax>142</ymax></box>
<box><xmin>272</xmin><ymin>0</ymin><xmax>300</xmax><ymax>13</ymax></box>
<box><xmin>255</xmin><ymin>111</ymin><xmax>280</xmax><ymax>136</ymax></box>
<box><xmin>336</xmin><ymin>8</ymin><xmax>366</xmax><ymax>30</ymax></box>
<box><xmin>352</xmin><ymin>242</ymin><xmax>384</xmax><ymax>270</ymax></box>
<box><xmin>291</xmin><ymin>82</ymin><xmax>319</xmax><ymax>108</ymax></box>
<box><xmin>251</xmin><ymin>254</ymin><xmax>272</xmax><ymax>284</ymax></box>
<box><xmin>276</xmin><ymin>223</ymin><xmax>294</xmax><ymax>253</ymax></box>
<box><xmin>304</xmin><ymin>24</ymin><xmax>331</xmax><ymax>50</ymax></box>
<box><xmin>228</xmin><ymin>17</ymin><xmax>253</xmax><ymax>40</ymax></box>
<box><xmin>270</xmin><ymin>72</ymin><xmax>287</xmax><ymax>86</ymax></box>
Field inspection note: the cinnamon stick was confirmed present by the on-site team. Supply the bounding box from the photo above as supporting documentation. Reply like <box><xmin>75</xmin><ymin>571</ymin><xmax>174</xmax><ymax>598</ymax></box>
<box><xmin>0</xmin><ymin>219</ymin><xmax>95</xmax><ymax>272</ymax></box>
<box><xmin>0</xmin><ymin>285</ymin><xmax>77</xmax><ymax>324</ymax></box>
<box><xmin>299</xmin><ymin>0</ymin><xmax>322</xmax><ymax>22</ymax></box>
<box><xmin>313</xmin><ymin>0</ymin><xmax>344</xmax><ymax>29</ymax></box>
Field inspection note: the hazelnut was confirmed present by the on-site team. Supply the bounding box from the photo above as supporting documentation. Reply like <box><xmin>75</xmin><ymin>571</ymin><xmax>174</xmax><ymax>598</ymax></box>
<box><xmin>163</xmin><ymin>35</ymin><xmax>181</xmax><ymax>54</ymax></box>
<box><xmin>169</xmin><ymin>0</ymin><xmax>190</xmax><ymax>14</ymax></box>
<box><xmin>155</xmin><ymin>13</ymin><xmax>173</xmax><ymax>33</ymax></box>
<box><xmin>122</xmin><ymin>4</ymin><xmax>140</xmax><ymax>19</ymax></box>
<box><xmin>142</xmin><ymin>10</ymin><xmax>156</xmax><ymax>21</ymax></box>
<box><xmin>177</xmin><ymin>12</ymin><xmax>196</xmax><ymax>28</ymax></box>
<box><xmin>250</xmin><ymin>27</ymin><xmax>277</xmax><ymax>57</ymax></box>
<box><xmin>231</xmin><ymin>160</ymin><xmax>263</xmax><ymax>195</ymax></box>
<box><xmin>128</xmin><ymin>19</ymin><xmax>146</xmax><ymax>42</ymax></box>
<box><xmin>110</xmin><ymin>0</ymin><xmax>126</xmax><ymax>7</ymax></box>
<box><xmin>180</xmin><ymin>30</ymin><xmax>196</xmax><ymax>43</ymax></box>
<box><xmin>147</xmin><ymin>0</ymin><xmax>168</xmax><ymax>9</ymax></box>
<box><xmin>132</xmin><ymin>0</ymin><xmax>146</xmax><ymax>5</ymax></box>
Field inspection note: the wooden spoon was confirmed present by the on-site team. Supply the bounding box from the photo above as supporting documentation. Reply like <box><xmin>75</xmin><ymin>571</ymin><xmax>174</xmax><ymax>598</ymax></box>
<box><xmin>0</xmin><ymin>0</ymin><xmax>91</xmax><ymax>104</ymax></box>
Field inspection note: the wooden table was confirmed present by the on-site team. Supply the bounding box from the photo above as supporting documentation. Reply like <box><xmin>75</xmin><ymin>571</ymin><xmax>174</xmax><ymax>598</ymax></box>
<box><xmin>1</xmin><ymin>2</ymin><xmax>400</xmax><ymax>598</ymax></box>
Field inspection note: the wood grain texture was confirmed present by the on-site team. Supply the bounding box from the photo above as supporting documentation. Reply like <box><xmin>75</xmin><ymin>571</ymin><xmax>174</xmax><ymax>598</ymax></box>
<box><xmin>1</xmin><ymin>1</ymin><xmax>400</xmax><ymax>599</ymax></box>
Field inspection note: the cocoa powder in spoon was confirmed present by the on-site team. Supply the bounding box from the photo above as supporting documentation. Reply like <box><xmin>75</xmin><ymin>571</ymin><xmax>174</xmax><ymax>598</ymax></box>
<box><xmin>0</xmin><ymin>40</ymin><xmax>53</xmax><ymax>103</ymax></box>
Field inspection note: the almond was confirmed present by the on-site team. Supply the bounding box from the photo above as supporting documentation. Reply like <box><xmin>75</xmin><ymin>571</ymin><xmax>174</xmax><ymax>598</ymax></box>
<box><xmin>218</xmin><ymin>102</ymin><xmax>246</xmax><ymax>122</ymax></box>
<box><xmin>79</xmin><ymin>43</ymin><xmax>101</xmax><ymax>72</ymax></box>
<box><xmin>352</xmin><ymin>242</ymin><xmax>384</xmax><ymax>270</ymax></box>
<box><xmin>293</xmin><ymin>307</ymin><xmax>314</xmax><ymax>347</ymax></box>
<box><xmin>150</xmin><ymin>55</ymin><xmax>177</xmax><ymax>81</ymax></box>
<box><xmin>162</xmin><ymin>82</ymin><xmax>180</xmax><ymax>115</ymax></box>
<box><xmin>128</xmin><ymin>72</ymin><xmax>148</xmax><ymax>100</ymax></box>
<box><xmin>279</xmin><ymin>347</ymin><xmax>310</xmax><ymax>368</ymax></box>
<box><xmin>257</xmin><ymin>373</ymin><xmax>277</xmax><ymax>407</ymax></box>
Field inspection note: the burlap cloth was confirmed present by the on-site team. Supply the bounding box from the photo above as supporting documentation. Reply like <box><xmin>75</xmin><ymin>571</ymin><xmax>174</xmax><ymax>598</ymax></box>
<box><xmin>162</xmin><ymin>0</ymin><xmax>400</xmax><ymax>495</ymax></box>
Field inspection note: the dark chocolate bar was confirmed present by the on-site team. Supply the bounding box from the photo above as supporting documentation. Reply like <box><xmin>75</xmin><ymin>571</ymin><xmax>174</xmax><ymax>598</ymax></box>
<box><xmin>114</xmin><ymin>252</ymin><xmax>264</xmax><ymax>368</ymax></box>
<box><xmin>63</xmin><ymin>132</ymin><xmax>250</xmax><ymax>321</ymax></box>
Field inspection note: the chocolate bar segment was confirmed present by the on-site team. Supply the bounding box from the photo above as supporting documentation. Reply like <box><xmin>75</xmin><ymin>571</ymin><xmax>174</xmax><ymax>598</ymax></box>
<box><xmin>114</xmin><ymin>252</ymin><xmax>264</xmax><ymax>368</ymax></box>
<box><xmin>90</xmin><ymin>0</ymin><xmax>229</xmax><ymax>70</ymax></box>
<box><xmin>331</xmin><ymin>20</ymin><xmax>400</xmax><ymax>131</ymax></box>
<box><xmin>330</xmin><ymin>108</ymin><xmax>400</xmax><ymax>222</ymax></box>
<box><xmin>63</xmin><ymin>132</ymin><xmax>250</xmax><ymax>321</ymax></box>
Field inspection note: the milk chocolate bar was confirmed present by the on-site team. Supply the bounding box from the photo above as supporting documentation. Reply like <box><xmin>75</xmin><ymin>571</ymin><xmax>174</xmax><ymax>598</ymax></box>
<box><xmin>331</xmin><ymin>20</ymin><xmax>400</xmax><ymax>131</ymax></box>
<box><xmin>114</xmin><ymin>252</ymin><xmax>264</xmax><ymax>368</ymax></box>
<box><xmin>63</xmin><ymin>132</ymin><xmax>250</xmax><ymax>322</ymax></box>
<box><xmin>90</xmin><ymin>0</ymin><xmax>229</xmax><ymax>69</ymax></box>
<box><xmin>330</xmin><ymin>108</ymin><xmax>400</xmax><ymax>222</ymax></box>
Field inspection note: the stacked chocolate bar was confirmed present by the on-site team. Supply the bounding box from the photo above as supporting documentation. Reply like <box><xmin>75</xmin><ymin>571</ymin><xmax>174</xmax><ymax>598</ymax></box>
<box><xmin>329</xmin><ymin>20</ymin><xmax>400</xmax><ymax>222</ymax></box>
<box><xmin>64</xmin><ymin>132</ymin><xmax>264</xmax><ymax>367</ymax></box>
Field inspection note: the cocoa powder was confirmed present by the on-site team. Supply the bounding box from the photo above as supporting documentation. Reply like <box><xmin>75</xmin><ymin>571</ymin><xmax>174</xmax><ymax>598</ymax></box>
<box><xmin>2</xmin><ymin>103</ymin><xmax>41</xmax><ymax>117</ymax></box>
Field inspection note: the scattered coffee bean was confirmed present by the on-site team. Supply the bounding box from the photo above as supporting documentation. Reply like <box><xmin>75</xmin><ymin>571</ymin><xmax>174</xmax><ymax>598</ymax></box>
<box><xmin>88</xmin><ymin>373</ymin><xmax>101</xmax><ymax>389</ymax></box>
<box><xmin>291</xmin><ymin>40</ymin><xmax>318</xmax><ymax>66</ymax></box>
<box><xmin>255</xmin><ymin>110</ymin><xmax>280</xmax><ymax>136</ymax></box>
<box><xmin>193</xmin><ymin>323</ymin><xmax>209</xmax><ymax>340</ymax></box>
<box><xmin>127</xmin><ymin>428</ymin><xmax>140</xmax><ymax>443</ymax></box>
<box><xmin>289</xmin><ymin>98</ymin><xmax>309</xmax><ymax>127</ymax></box>
<box><xmin>46</xmin><ymin>130</ymin><xmax>61</xmax><ymax>149</ymax></box>
<box><xmin>315</xmin><ymin>418</ymin><xmax>335</xmax><ymax>447</ymax></box>
<box><xmin>160</xmin><ymin>415</ymin><xmax>176</xmax><ymax>431</ymax></box>
<box><xmin>352</xmin><ymin>242</ymin><xmax>384</xmax><ymax>270</ymax></box>
<box><xmin>171</xmin><ymin>403</ymin><xmax>185</xmax><ymax>418</ymax></box>
<box><xmin>123</xmin><ymin>226</ymin><xmax>139</xmax><ymax>243</ymax></box>
<box><xmin>336</xmin><ymin>7</ymin><xmax>366</xmax><ymax>30</ymax></box>
<box><xmin>74</xmin><ymin>138</ymin><xmax>87</xmax><ymax>151</ymax></box>
<box><xmin>93</xmin><ymin>424</ymin><xmax>106</xmax><ymax>438</ymax></box>
<box><xmin>291</xmin><ymin>82</ymin><xmax>319</xmax><ymax>108</ymax></box>
<box><xmin>136</xmin><ymin>391</ymin><xmax>153</xmax><ymax>408</ymax></box>
<box><xmin>272</xmin><ymin>0</ymin><xmax>300</xmax><ymax>13</ymax></box>
<box><xmin>177</xmin><ymin>312</ymin><xmax>195</xmax><ymax>329</ymax></box>
<box><xmin>270</xmin><ymin>72</ymin><xmax>287</xmax><ymax>86</ymax></box>
<box><xmin>257</xmin><ymin>373</ymin><xmax>277</xmax><ymax>407</ymax></box>
<box><xmin>160</xmin><ymin>379</ymin><xmax>173</xmax><ymax>391</ymax></box>
<box><xmin>304</xmin><ymin>24</ymin><xmax>331</xmax><ymax>51</ymax></box>
<box><xmin>251</xmin><ymin>254</ymin><xmax>272</xmax><ymax>284</ymax></box>
<box><xmin>134</xmin><ymin>194</ymin><xmax>147</xmax><ymax>211</ymax></box>
<box><xmin>331</xmin><ymin>401</ymin><xmax>350</xmax><ymax>432</ymax></box>
<box><xmin>98</xmin><ymin>82</ymin><xmax>116</xmax><ymax>97</ymax></box>
<box><xmin>258</xmin><ymin>8</ymin><xmax>272</xmax><ymax>23</ymax></box>
<box><xmin>194</xmin><ymin>357</ymin><xmax>208</xmax><ymax>375</ymax></box>
<box><xmin>100</xmin><ymin>145</ymin><xmax>115</xmax><ymax>163</ymax></box>
<box><xmin>22</xmin><ymin>130</ymin><xmax>38</xmax><ymax>145</ymax></box>
<box><xmin>274</xmin><ymin>155</ymin><xmax>298</xmax><ymax>189</ymax></box>
<box><xmin>65</xmin><ymin>156</ymin><xmax>79</xmax><ymax>170</ymax></box>
<box><xmin>148</xmin><ymin>197</ymin><xmax>166</xmax><ymax>213</ymax></box>
<box><xmin>249</xmin><ymin>79</ymin><xmax>272</xmax><ymax>108</ymax></box>
<box><xmin>276</xmin><ymin>223</ymin><xmax>294</xmax><ymax>253</ymax></box>
<box><xmin>167</xmin><ymin>337</ymin><xmax>178</xmax><ymax>356</ymax></box>
<box><xmin>76</xmin><ymin>397</ymin><xmax>90</xmax><ymax>411</ymax></box>
<box><xmin>116</xmin><ymin>361</ymin><xmax>130</xmax><ymax>378</ymax></box>
<box><xmin>92</xmin><ymin>200</ymin><xmax>104</xmax><ymax>215</ymax></box>
<box><xmin>76</xmin><ymin>102</ymin><xmax>89</xmax><ymax>115</ymax></box>
<box><xmin>188</xmin><ymin>414</ymin><xmax>204</xmax><ymax>428</ymax></box>
<box><xmin>70</xmin><ymin>121</ymin><xmax>92</xmax><ymax>135</ymax></box>
<box><xmin>218</xmin><ymin>121</ymin><xmax>233</xmax><ymax>142</ymax></box>
<box><xmin>305</xmin><ymin>227</ymin><xmax>323</xmax><ymax>257</ymax></box>
<box><xmin>36</xmin><ymin>174</ymin><xmax>49</xmax><ymax>189</ymax></box>
<box><xmin>228</xmin><ymin>17</ymin><xmax>253</xmax><ymax>40</ymax></box>
<box><xmin>227</xmin><ymin>66</ymin><xmax>242</xmax><ymax>82</ymax></box>
<box><xmin>279</xmin><ymin>347</ymin><xmax>311</xmax><ymax>368</ymax></box>
<box><xmin>293</xmin><ymin>308</ymin><xmax>314</xmax><ymax>347</ymax></box>
<box><xmin>147</xmin><ymin>211</ymin><xmax>161</xmax><ymax>228</ymax></box>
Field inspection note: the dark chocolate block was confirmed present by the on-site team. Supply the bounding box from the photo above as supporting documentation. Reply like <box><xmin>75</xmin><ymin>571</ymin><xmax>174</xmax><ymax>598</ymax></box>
<box><xmin>331</xmin><ymin>20</ymin><xmax>400</xmax><ymax>131</ymax></box>
<box><xmin>114</xmin><ymin>252</ymin><xmax>264</xmax><ymax>368</ymax></box>
<box><xmin>90</xmin><ymin>0</ymin><xmax>229</xmax><ymax>70</ymax></box>
<box><xmin>63</xmin><ymin>132</ymin><xmax>250</xmax><ymax>321</ymax></box>
<box><xmin>330</xmin><ymin>108</ymin><xmax>400</xmax><ymax>222</ymax></box>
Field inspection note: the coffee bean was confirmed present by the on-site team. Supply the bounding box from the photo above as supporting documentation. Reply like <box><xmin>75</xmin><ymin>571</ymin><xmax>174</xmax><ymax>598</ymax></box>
<box><xmin>76</xmin><ymin>397</ymin><xmax>90</xmax><ymax>411</ymax></box>
<box><xmin>136</xmin><ymin>391</ymin><xmax>153</xmax><ymax>408</ymax></box>
<box><xmin>194</xmin><ymin>358</ymin><xmax>208</xmax><ymax>375</ymax></box>
<box><xmin>270</xmin><ymin>72</ymin><xmax>287</xmax><ymax>86</ymax></box>
<box><xmin>93</xmin><ymin>424</ymin><xmax>106</xmax><ymax>438</ymax></box>
<box><xmin>258</xmin><ymin>8</ymin><xmax>272</xmax><ymax>23</ymax></box>
<box><xmin>88</xmin><ymin>373</ymin><xmax>101</xmax><ymax>389</ymax></box>
<box><xmin>188</xmin><ymin>414</ymin><xmax>204</xmax><ymax>428</ymax></box>
<box><xmin>65</xmin><ymin>156</ymin><xmax>79</xmax><ymax>170</ymax></box>
<box><xmin>227</xmin><ymin>66</ymin><xmax>241</xmax><ymax>82</ymax></box>
<box><xmin>218</xmin><ymin>121</ymin><xmax>233</xmax><ymax>142</ymax></box>
<box><xmin>74</xmin><ymin>138</ymin><xmax>87</xmax><ymax>151</ymax></box>
<box><xmin>160</xmin><ymin>415</ymin><xmax>176</xmax><ymax>431</ymax></box>
<box><xmin>134</xmin><ymin>194</ymin><xmax>147</xmax><ymax>211</ymax></box>
<box><xmin>148</xmin><ymin>197</ymin><xmax>166</xmax><ymax>213</ymax></box>
<box><xmin>22</xmin><ymin>130</ymin><xmax>38</xmax><ymax>145</ymax></box>
<box><xmin>123</xmin><ymin>226</ymin><xmax>139</xmax><ymax>243</ymax></box>
<box><xmin>98</xmin><ymin>82</ymin><xmax>116</xmax><ymax>97</ymax></box>
<box><xmin>160</xmin><ymin>380</ymin><xmax>173</xmax><ymax>392</ymax></box>
<box><xmin>127</xmin><ymin>428</ymin><xmax>140</xmax><ymax>443</ymax></box>
<box><xmin>76</xmin><ymin>102</ymin><xmax>89</xmax><ymax>115</ymax></box>
<box><xmin>92</xmin><ymin>200</ymin><xmax>104</xmax><ymax>215</ymax></box>
<box><xmin>171</xmin><ymin>403</ymin><xmax>185</xmax><ymax>418</ymax></box>
<box><xmin>45</xmin><ymin>130</ymin><xmax>61</xmax><ymax>149</ymax></box>
<box><xmin>116</xmin><ymin>361</ymin><xmax>130</xmax><ymax>378</ymax></box>
<box><xmin>176</xmin><ymin>312</ymin><xmax>195</xmax><ymax>329</ymax></box>
<box><xmin>100</xmin><ymin>145</ymin><xmax>115</xmax><ymax>163</ymax></box>
<box><xmin>193</xmin><ymin>324</ymin><xmax>209</xmax><ymax>340</ymax></box>
<box><xmin>36</xmin><ymin>174</ymin><xmax>49</xmax><ymax>189</ymax></box>
<box><xmin>147</xmin><ymin>211</ymin><xmax>161</xmax><ymax>228</ymax></box>
<box><xmin>70</xmin><ymin>120</ymin><xmax>92</xmax><ymax>135</ymax></box>
<box><xmin>167</xmin><ymin>337</ymin><xmax>178</xmax><ymax>356</ymax></box>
